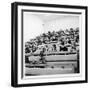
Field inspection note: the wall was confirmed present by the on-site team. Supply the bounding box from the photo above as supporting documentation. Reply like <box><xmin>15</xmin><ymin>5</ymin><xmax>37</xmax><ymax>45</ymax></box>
<box><xmin>24</xmin><ymin>13</ymin><xmax>44</xmax><ymax>42</ymax></box>
<box><xmin>44</xmin><ymin>16</ymin><xmax>79</xmax><ymax>32</ymax></box>
<box><xmin>0</xmin><ymin>0</ymin><xmax>89</xmax><ymax>90</ymax></box>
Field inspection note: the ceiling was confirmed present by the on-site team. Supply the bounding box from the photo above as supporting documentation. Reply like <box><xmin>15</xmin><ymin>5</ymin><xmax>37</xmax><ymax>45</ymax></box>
<box><xmin>24</xmin><ymin>12</ymin><xmax>73</xmax><ymax>22</ymax></box>
<box><xmin>35</xmin><ymin>14</ymin><xmax>67</xmax><ymax>22</ymax></box>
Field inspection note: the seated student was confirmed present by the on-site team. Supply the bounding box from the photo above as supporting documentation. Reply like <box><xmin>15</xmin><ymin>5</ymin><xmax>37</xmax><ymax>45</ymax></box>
<box><xmin>59</xmin><ymin>39</ymin><xmax>68</xmax><ymax>52</ymax></box>
<box><xmin>68</xmin><ymin>39</ymin><xmax>71</xmax><ymax>44</ymax></box>
<box><xmin>56</xmin><ymin>43</ymin><xmax>60</xmax><ymax>52</ymax></box>
<box><xmin>53</xmin><ymin>44</ymin><xmax>57</xmax><ymax>51</ymax></box>
<box><xmin>60</xmin><ymin>46</ymin><xmax>68</xmax><ymax>51</ymax></box>
<box><xmin>25</xmin><ymin>47</ymin><xmax>31</xmax><ymax>53</ymax></box>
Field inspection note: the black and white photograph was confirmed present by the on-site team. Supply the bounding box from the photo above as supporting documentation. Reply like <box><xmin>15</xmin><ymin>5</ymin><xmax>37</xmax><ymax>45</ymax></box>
<box><xmin>11</xmin><ymin>2</ymin><xmax>88</xmax><ymax>87</ymax></box>
<box><xmin>24</xmin><ymin>12</ymin><xmax>80</xmax><ymax>76</ymax></box>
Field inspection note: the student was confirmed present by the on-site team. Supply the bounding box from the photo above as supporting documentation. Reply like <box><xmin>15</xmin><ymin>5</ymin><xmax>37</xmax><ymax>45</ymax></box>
<box><xmin>39</xmin><ymin>48</ymin><xmax>46</xmax><ymax>64</ymax></box>
<box><xmin>53</xmin><ymin>44</ymin><xmax>57</xmax><ymax>51</ymax></box>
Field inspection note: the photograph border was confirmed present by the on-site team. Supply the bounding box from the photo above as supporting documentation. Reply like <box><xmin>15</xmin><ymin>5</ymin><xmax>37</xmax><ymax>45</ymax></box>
<box><xmin>22</xmin><ymin>9</ymin><xmax>81</xmax><ymax>79</ymax></box>
<box><xmin>11</xmin><ymin>2</ymin><xmax>88</xmax><ymax>87</ymax></box>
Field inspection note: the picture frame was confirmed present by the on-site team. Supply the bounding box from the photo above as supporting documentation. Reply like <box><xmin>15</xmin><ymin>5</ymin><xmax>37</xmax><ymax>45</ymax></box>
<box><xmin>11</xmin><ymin>2</ymin><xmax>88</xmax><ymax>87</ymax></box>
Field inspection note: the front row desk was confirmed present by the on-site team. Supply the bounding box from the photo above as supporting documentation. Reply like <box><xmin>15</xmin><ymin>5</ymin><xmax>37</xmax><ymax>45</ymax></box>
<box><xmin>25</xmin><ymin>52</ymin><xmax>79</xmax><ymax>76</ymax></box>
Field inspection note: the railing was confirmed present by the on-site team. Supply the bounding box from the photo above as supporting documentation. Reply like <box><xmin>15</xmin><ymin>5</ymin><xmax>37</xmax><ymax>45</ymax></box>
<box><xmin>26</xmin><ymin>52</ymin><xmax>77</xmax><ymax>57</ymax></box>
